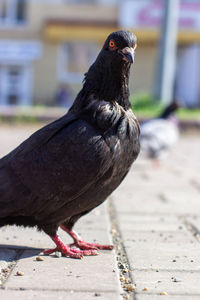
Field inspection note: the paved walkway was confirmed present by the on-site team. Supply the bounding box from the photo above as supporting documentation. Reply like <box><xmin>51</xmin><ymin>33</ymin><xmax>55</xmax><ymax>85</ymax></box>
<box><xmin>0</xmin><ymin>124</ymin><xmax>199</xmax><ymax>299</ymax></box>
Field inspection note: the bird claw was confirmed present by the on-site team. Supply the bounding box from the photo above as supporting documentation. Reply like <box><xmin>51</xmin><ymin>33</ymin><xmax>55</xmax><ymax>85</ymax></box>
<box><xmin>43</xmin><ymin>247</ymin><xmax>59</xmax><ymax>255</ymax></box>
<box><xmin>60</xmin><ymin>227</ymin><xmax>114</xmax><ymax>251</ymax></box>
<box><xmin>72</xmin><ymin>241</ymin><xmax>114</xmax><ymax>251</ymax></box>
<box><xmin>43</xmin><ymin>245</ymin><xmax>98</xmax><ymax>259</ymax></box>
<box><xmin>70</xmin><ymin>247</ymin><xmax>99</xmax><ymax>256</ymax></box>
<box><xmin>43</xmin><ymin>247</ymin><xmax>83</xmax><ymax>259</ymax></box>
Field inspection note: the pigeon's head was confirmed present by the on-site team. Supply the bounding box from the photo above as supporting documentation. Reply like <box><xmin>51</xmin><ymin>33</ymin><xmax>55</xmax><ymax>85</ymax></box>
<box><xmin>102</xmin><ymin>30</ymin><xmax>137</xmax><ymax>65</ymax></box>
<box><xmin>77</xmin><ymin>30</ymin><xmax>137</xmax><ymax>110</ymax></box>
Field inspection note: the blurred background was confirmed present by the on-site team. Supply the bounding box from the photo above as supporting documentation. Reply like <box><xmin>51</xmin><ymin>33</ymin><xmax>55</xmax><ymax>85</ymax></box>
<box><xmin>0</xmin><ymin>0</ymin><xmax>199</xmax><ymax>122</ymax></box>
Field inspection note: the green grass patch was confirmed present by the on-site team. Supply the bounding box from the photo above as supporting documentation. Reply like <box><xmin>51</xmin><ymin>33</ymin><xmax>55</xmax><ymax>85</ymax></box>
<box><xmin>131</xmin><ymin>94</ymin><xmax>200</xmax><ymax>121</ymax></box>
<box><xmin>177</xmin><ymin>108</ymin><xmax>200</xmax><ymax>121</ymax></box>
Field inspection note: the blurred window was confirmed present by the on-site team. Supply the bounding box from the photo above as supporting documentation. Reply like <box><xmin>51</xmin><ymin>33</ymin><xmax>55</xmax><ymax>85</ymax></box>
<box><xmin>57</xmin><ymin>42</ymin><xmax>99</xmax><ymax>83</ymax></box>
<box><xmin>0</xmin><ymin>0</ymin><xmax>26</xmax><ymax>26</ymax></box>
<box><xmin>0</xmin><ymin>64</ymin><xmax>32</xmax><ymax>106</ymax></box>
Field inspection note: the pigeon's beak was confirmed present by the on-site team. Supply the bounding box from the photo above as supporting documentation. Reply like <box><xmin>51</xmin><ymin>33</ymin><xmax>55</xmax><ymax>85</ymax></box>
<box><xmin>122</xmin><ymin>47</ymin><xmax>135</xmax><ymax>64</ymax></box>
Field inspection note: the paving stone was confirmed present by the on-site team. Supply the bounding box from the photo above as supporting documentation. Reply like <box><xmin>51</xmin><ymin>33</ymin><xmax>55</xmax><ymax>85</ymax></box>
<box><xmin>117</xmin><ymin>214</ymin><xmax>183</xmax><ymax>231</ymax></box>
<box><xmin>122</xmin><ymin>230</ymin><xmax>196</xmax><ymax>245</ymax></box>
<box><xmin>113</xmin><ymin>186</ymin><xmax>200</xmax><ymax>214</ymax></box>
<box><xmin>133</xmin><ymin>269</ymin><xmax>200</xmax><ymax>295</ymax></box>
<box><xmin>162</xmin><ymin>188</ymin><xmax>200</xmax><ymax>205</ymax></box>
<box><xmin>136</xmin><ymin>295</ymin><xmax>200</xmax><ymax>300</ymax></box>
<box><xmin>77</xmin><ymin>204</ymin><xmax>110</xmax><ymax>231</ymax></box>
<box><xmin>124</xmin><ymin>170</ymin><xmax>191</xmax><ymax>190</ymax></box>
<box><xmin>0</xmin><ymin>226</ymin><xmax>50</xmax><ymax>249</ymax></box>
<box><xmin>125</xmin><ymin>242</ymin><xmax>200</xmax><ymax>271</ymax></box>
<box><xmin>5</xmin><ymin>249</ymin><xmax>119</xmax><ymax>292</ymax></box>
<box><xmin>0</xmin><ymin>290</ymin><xmax>120</xmax><ymax>300</ymax></box>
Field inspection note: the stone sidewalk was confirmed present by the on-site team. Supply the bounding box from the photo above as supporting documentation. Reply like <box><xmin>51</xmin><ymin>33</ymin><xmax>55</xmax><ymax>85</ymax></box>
<box><xmin>0</xmin><ymin>124</ymin><xmax>200</xmax><ymax>299</ymax></box>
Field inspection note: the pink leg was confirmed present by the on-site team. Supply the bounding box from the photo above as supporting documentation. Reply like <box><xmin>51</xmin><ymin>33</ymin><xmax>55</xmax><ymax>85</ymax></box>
<box><xmin>60</xmin><ymin>225</ymin><xmax>113</xmax><ymax>251</ymax></box>
<box><xmin>43</xmin><ymin>235</ymin><xmax>98</xmax><ymax>259</ymax></box>
<box><xmin>152</xmin><ymin>159</ymin><xmax>161</xmax><ymax>168</ymax></box>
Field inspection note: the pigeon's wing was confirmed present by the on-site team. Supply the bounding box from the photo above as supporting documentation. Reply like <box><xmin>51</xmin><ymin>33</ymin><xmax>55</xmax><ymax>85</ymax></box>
<box><xmin>0</xmin><ymin>114</ymin><xmax>113</xmax><ymax>218</ymax></box>
<box><xmin>0</xmin><ymin>112</ymin><xmax>77</xmax><ymax>163</ymax></box>
<box><xmin>0</xmin><ymin>112</ymin><xmax>77</xmax><ymax>216</ymax></box>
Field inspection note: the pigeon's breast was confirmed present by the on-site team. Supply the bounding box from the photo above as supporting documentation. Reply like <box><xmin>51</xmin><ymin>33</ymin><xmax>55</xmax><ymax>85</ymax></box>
<box><xmin>83</xmin><ymin>101</ymin><xmax>140</xmax><ymax>161</ymax></box>
<box><xmin>81</xmin><ymin>107</ymin><xmax>140</xmax><ymax>212</ymax></box>
<box><xmin>94</xmin><ymin>106</ymin><xmax>140</xmax><ymax>195</ymax></box>
<box><xmin>81</xmin><ymin>100</ymin><xmax>140</xmax><ymax>188</ymax></box>
<box><xmin>103</xmin><ymin>106</ymin><xmax>140</xmax><ymax>160</ymax></box>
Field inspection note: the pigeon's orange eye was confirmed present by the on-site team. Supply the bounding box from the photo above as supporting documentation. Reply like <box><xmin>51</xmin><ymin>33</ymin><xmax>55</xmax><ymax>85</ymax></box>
<box><xmin>109</xmin><ymin>40</ymin><xmax>116</xmax><ymax>50</ymax></box>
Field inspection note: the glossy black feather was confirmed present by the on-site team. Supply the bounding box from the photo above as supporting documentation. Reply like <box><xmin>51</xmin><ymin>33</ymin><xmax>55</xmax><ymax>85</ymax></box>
<box><xmin>0</xmin><ymin>30</ymin><xmax>140</xmax><ymax>237</ymax></box>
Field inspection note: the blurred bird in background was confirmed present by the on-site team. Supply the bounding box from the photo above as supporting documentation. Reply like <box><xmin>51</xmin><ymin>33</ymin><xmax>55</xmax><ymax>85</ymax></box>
<box><xmin>140</xmin><ymin>101</ymin><xmax>180</xmax><ymax>162</ymax></box>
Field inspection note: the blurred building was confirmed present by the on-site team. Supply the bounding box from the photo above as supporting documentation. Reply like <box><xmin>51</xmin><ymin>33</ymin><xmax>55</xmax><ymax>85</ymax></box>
<box><xmin>120</xmin><ymin>0</ymin><xmax>200</xmax><ymax>107</ymax></box>
<box><xmin>0</xmin><ymin>0</ymin><xmax>118</xmax><ymax>106</ymax></box>
<box><xmin>0</xmin><ymin>0</ymin><xmax>200</xmax><ymax>107</ymax></box>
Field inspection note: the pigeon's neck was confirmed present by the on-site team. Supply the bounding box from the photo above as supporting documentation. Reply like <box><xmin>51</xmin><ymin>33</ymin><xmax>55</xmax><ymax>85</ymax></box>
<box><xmin>70</xmin><ymin>60</ymin><xmax>131</xmax><ymax>113</ymax></box>
<box><xmin>86</xmin><ymin>61</ymin><xmax>131</xmax><ymax>110</ymax></box>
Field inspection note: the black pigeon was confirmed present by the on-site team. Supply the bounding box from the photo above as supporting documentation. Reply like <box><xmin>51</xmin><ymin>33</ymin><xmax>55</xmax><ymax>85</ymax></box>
<box><xmin>0</xmin><ymin>30</ymin><xmax>140</xmax><ymax>258</ymax></box>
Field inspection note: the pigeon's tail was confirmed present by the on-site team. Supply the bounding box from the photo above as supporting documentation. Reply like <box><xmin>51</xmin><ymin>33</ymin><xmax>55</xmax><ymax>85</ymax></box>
<box><xmin>0</xmin><ymin>216</ymin><xmax>37</xmax><ymax>228</ymax></box>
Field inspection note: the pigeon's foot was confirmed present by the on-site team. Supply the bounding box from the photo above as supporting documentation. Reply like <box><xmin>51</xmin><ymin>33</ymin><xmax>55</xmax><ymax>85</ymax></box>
<box><xmin>43</xmin><ymin>245</ymin><xmax>83</xmax><ymax>259</ymax></box>
<box><xmin>152</xmin><ymin>159</ymin><xmax>161</xmax><ymax>168</ymax></box>
<box><xmin>60</xmin><ymin>225</ymin><xmax>114</xmax><ymax>251</ymax></box>
<box><xmin>44</xmin><ymin>235</ymin><xmax>98</xmax><ymax>259</ymax></box>
<box><xmin>70</xmin><ymin>241</ymin><xmax>114</xmax><ymax>250</ymax></box>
